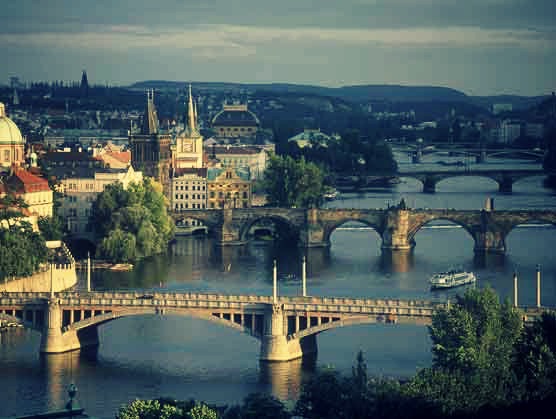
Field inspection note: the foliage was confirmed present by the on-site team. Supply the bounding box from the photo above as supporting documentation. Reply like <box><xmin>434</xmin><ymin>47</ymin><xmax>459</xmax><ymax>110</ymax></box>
<box><xmin>262</xmin><ymin>154</ymin><xmax>325</xmax><ymax>208</ymax></box>
<box><xmin>404</xmin><ymin>287</ymin><xmax>523</xmax><ymax>414</ymax></box>
<box><xmin>289</xmin><ymin>129</ymin><xmax>397</xmax><ymax>175</ymax></box>
<box><xmin>513</xmin><ymin>312</ymin><xmax>556</xmax><ymax>400</ymax></box>
<box><xmin>187</xmin><ymin>403</ymin><xmax>218</xmax><ymax>419</ymax></box>
<box><xmin>115</xmin><ymin>399</ymin><xmax>218</xmax><ymax>419</ymax></box>
<box><xmin>0</xmin><ymin>221</ymin><xmax>48</xmax><ymax>281</ymax></box>
<box><xmin>38</xmin><ymin>216</ymin><xmax>64</xmax><ymax>241</ymax></box>
<box><xmin>91</xmin><ymin>178</ymin><xmax>175</xmax><ymax>262</ymax></box>
<box><xmin>238</xmin><ymin>393</ymin><xmax>289</xmax><ymax>419</ymax></box>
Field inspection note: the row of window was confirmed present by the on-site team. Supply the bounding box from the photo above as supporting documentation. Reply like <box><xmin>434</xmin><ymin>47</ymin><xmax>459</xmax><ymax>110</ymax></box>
<box><xmin>174</xmin><ymin>194</ymin><xmax>205</xmax><ymax>200</ymax></box>
<box><xmin>218</xmin><ymin>127</ymin><xmax>255</xmax><ymax>132</ymax></box>
<box><xmin>174</xmin><ymin>203</ymin><xmax>206</xmax><ymax>209</ymax></box>
<box><xmin>174</xmin><ymin>185</ymin><xmax>205</xmax><ymax>191</ymax></box>
<box><xmin>208</xmin><ymin>200</ymin><xmax>249</xmax><ymax>208</ymax></box>
<box><xmin>209</xmin><ymin>191</ymin><xmax>249</xmax><ymax>199</ymax></box>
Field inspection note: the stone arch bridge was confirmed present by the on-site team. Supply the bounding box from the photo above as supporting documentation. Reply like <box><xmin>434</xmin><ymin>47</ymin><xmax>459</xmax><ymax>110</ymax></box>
<box><xmin>171</xmin><ymin>207</ymin><xmax>556</xmax><ymax>254</ymax></box>
<box><xmin>398</xmin><ymin>169</ymin><xmax>547</xmax><ymax>193</ymax></box>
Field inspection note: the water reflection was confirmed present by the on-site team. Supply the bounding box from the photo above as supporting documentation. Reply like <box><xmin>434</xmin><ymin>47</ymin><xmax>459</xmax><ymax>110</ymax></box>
<box><xmin>41</xmin><ymin>351</ymin><xmax>80</xmax><ymax>410</ymax></box>
<box><xmin>259</xmin><ymin>356</ymin><xmax>317</xmax><ymax>402</ymax></box>
<box><xmin>379</xmin><ymin>250</ymin><xmax>414</xmax><ymax>273</ymax></box>
<box><xmin>473</xmin><ymin>252</ymin><xmax>507</xmax><ymax>269</ymax></box>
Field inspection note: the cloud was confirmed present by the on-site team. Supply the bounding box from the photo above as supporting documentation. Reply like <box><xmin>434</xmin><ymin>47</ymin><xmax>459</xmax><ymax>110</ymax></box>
<box><xmin>1</xmin><ymin>24</ymin><xmax>553</xmax><ymax>54</ymax></box>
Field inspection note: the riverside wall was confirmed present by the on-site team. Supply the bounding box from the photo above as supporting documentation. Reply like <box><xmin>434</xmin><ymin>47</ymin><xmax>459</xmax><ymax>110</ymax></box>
<box><xmin>0</xmin><ymin>241</ymin><xmax>77</xmax><ymax>293</ymax></box>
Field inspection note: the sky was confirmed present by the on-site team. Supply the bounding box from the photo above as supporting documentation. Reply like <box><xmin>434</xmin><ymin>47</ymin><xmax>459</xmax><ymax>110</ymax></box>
<box><xmin>1</xmin><ymin>0</ymin><xmax>555</xmax><ymax>96</ymax></box>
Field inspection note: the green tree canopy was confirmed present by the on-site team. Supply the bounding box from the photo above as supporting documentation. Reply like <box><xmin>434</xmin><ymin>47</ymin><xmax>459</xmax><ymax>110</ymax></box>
<box><xmin>0</xmin><ymin>221</ymin><xmax>48</xmax><ymax>281</ymax></box>
<box><xmin>262</xmin><ymin>154</ymin><xmax>325</xmax><ymax>208</ymax></box>
<box><xmin>405</xmin><ymin>287</ymin><xmax>523</xmax><ymax>414</ymax></box>
<box><xmin>91</xmin><ymin>178</ymin><xmax>175</xmax><ymax>263</ymax></box>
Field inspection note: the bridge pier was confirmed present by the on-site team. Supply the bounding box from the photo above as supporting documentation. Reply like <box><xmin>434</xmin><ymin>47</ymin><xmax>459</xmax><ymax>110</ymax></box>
<box><xmin>260</xmin><ymin>304</ymin><xmax>317</xmax><ymax>362</ymax></box>
<box><xmin>473</xmin><ymin>231</ymin><xmax>506</xmax><ymax>254</ymax></box>
<box><xmin>476</xmin><ymin>150</ymin><xmax>487</xmax><ymax>163</ymax></box>
<box><xmin>39</xmin><ymin>299</ymin><xmax>99</xmax><ymax>353</ymax></box>
<box><xmin>498</xmin><ymin>177</ymin><xmax>513</xmax><ymax>193</ymax></box>
<box><xmin>423</xmin><ymin>176</ymin><xmax>436</xmax><ymax>193</ymax></box>
<box><xmin>381</xmin><ymin>209</ymin><xmax>414</xmax><ymax>251</ymax></box>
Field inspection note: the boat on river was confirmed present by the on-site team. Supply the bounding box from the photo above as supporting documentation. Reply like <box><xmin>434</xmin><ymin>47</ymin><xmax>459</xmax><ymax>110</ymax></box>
<box><xmin>429</xmin><ymin>268</ymin><xmax>476</xmax><ymax>289</ymax></box>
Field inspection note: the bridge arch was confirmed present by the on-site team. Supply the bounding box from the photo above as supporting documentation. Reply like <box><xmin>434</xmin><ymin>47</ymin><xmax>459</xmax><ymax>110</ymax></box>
<box><xmin>434</xmin><ymin>175</ymin><xmax>500</xmax><ymax>192</ymax></box>
<box><xmin>238</xmin><ymin>215</ymin><xmax>300</xmax><ymax>243</ymax></box>
<box><xmin>407</xmin><ymin>217</ymin><xmax>476</xmax><ymax>247</ymax></box>
<box><xmin>65</xmin><ymin>308</ymin><xmax>263</xmax><ymax>340</ymax></box>
<box><xmin>322</xmin><ymin>219</ymin><xmax>383</xmax><ymax>246</ymax></box>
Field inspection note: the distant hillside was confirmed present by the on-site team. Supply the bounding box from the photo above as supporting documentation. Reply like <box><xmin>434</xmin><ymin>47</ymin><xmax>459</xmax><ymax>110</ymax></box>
<box><xmin>470</xmin><ymin>95</ymin><xmax>550</xmax><ymax>111</ymax></box>
<box><xmin>129</xmin><ymin>81</ymin><xmax>469</xmax><ymax>103</ymax></box>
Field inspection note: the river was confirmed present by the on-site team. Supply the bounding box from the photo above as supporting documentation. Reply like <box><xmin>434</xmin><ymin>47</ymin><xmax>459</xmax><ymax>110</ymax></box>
<box><xmin>1</xmin><ymin>167</ymin><xmax>556</xmax><ymax>418</ymax></box>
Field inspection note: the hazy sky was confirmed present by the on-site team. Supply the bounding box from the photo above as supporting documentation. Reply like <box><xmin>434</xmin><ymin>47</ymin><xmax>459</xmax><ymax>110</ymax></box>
<box><xmin>1</xmin><ymin>0</ymin><xmax>555</xmax><ymax>96</ymax></box>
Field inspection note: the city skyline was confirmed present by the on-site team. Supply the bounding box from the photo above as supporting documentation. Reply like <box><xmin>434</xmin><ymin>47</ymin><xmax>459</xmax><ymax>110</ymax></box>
<box><xmin>1</xmin><ymin>0</ymin><xmax>555</xmax><ymax>97</ymax></box>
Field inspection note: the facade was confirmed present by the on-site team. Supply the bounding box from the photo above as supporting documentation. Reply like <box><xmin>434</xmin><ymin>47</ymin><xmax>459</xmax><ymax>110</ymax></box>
<box><xmin>0</xmin><ymin>168</ymin><xmax>53</xmax><ymax>217</ymax></box>
<box><xmin>209</xmin><ymin>145</ymin><xmax>268</xmax><ymax>180</ymax></box>
<box><xmin>499</xmin><ymin>120</ymin><xmax>522</xmax><ymax>144</ymax></box>
<box><xmin>130</xmin><ymin>90</ymin><xmax>172</xmax><ymax>196</ymax></box>
<box><xmin>56</xmin><ymin>166</ymin><xmax>142</xmax><ymax>236</ymax></box>
<box><xmin>0</xmin><ymin>102</ymin><xmax>25</xmax><ymax>169</ymax></box>
<box><xmin>211</xmin><ymin>103</ymin><xmax>260</xmax><ymax>138</ymax></box>
<box><xmin>171</xmin><ymin>168</ymin><xmax>208</xmax><ymax>211</ymax></box>
<box><xmin>173</xmin><ymin>85</ymin><xmax>203</xmax><ymax>169</ymax></box>
<box><xmin>207</xmin><ymin>168</ymin><xmax>252</xmax><ymax>209</ymax></box>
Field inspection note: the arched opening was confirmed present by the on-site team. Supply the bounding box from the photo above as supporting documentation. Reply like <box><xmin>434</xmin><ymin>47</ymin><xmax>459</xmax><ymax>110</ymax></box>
<box><xmin>410</xmin><ymin>219</ymin><xmax>475</xmax><ymax>283</ymax></box>
<box><xmin>174</xmin><ymin>217</ymin><xmax>208</xmax><ymax>237</ymax></box>
<box><xmin>504</xmin><ymin>220</ymin><xmax>556</xmax><ymax>307</ymax></box>
<box><xmin>64</xmin><ymin>238</ymin><xmax>96</xmax><ymax>260</ymax></box>
<box><xmin>327</xmin><ymin>220</ymin><xmax>382</xmax><ymax>278</ymax></box>
<box><xmin>240</xmin><ymin>216</ymin><xmax>299</xmax><ymax>244</ymax></box>
<box><xmin>435</xmin><ymin>175</ymin><xmax>499</xmax><ymax>193</ymax></box>
<box><xmin>512</xmin><ymin>175</ymin><xmax>551</xmax><ymax>194</ymax></box>
<box><xmin>396</xmin><ymin>176</ymin><xmax>424</xmax><ymax>193</ymax></box>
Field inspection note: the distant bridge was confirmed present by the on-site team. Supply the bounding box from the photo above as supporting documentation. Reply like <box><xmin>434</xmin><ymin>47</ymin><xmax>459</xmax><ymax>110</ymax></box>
<box><xmin>170</xmin><ymin>207</ymin><xmax>556</xmax><ymax>252</ymax></box>
<box><xmin>397</xmin><ymin>168</ymin><xmax>547</xmax><ymax>193</ymax></box>
<box><xmin>0</xmin><ymin>291</ymin><xmax>547</xmax><ymax>362</ymax></box>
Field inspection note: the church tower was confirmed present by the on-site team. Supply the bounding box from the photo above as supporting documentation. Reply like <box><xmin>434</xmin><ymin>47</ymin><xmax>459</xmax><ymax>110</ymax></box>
<box><xmin>130</xmin><ymin>90</ymin><xmax>172</xmax><ymax>196</ymax></box>
<box><xmin>173</xmin><ymin>84</ymin><xmax>203</xmax><ymax>169</ymax></box>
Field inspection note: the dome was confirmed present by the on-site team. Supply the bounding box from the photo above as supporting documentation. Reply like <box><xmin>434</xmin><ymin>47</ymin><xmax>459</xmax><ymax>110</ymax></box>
<box><xmin>0</xmin><ymin>103</ymin><xmax>24</xmax><ymax>145</ymax></box>
<box><xmin>211</xmin><ymin>104</ymin><xmax>260</xmax><ymax>127</ymax></box>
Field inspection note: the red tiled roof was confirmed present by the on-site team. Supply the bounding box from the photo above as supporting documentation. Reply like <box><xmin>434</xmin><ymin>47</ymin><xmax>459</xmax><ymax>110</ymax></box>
<box><xmin>12</xmin><ymin>169</ymin><xmax>51</xmax><ymax>193</ymax></box>
<box><xmin>106</xmin><ymin>151</ymin><xmax>131</xmax><ymax>164</ymax></box>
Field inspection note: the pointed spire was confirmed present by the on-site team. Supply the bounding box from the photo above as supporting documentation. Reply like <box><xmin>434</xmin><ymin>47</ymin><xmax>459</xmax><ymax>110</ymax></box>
<box><xmin>187</xmin><ymin>84</ymin><xmax>196</xmax><ymax>135</ymax></box>
<box><xmin>193</xmin><ymin>100</ymin><xmax>198</xmax><ymax>131</ymax></box>
<box><xmin>142</xmin><ymin>89</ymin><xmax>159</xmax><ymax>134</ymax></box>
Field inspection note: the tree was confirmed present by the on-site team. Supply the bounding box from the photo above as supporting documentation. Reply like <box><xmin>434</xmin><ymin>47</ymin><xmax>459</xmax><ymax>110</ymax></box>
<box><xmin>38</xmin><ymin>216</ymin><xmax>64</xmax><ymax>241</ymax></box>
<box><xmin>238</xmin><ymin>393</ymin><xmax>289</xmax><ymax>419</ymax></box>
<box><xmin>187</xmin><ymin>402</ymin><xmax>218</xmax><ymax>419</ymax></box>
<box><xmin>294</xmin><ymin>369</ymin><xmax>348</xmax><ymax>419</ymax></box>
<box><xmin>514</xmin><ymin>312</ymin><xmax>556</xmax><ymax>400</ymax></box>
<box><xmin>262</xmin><ymin>154</ymin><xmax>325</xmax><ymax>208</ymax></box>
<box><xmin>404</xmin><ymin>287</ymin><xmax>523</xmax><ymax>414</ymax></box>
<box><xmin>0</xmin><ymin>221</ymin><xmax>48</xmax><ymax>281</ymax></box>
<box><xmin>91</xmin><ymin>178</ymin><xmax>175</xmax><ymax>262</ymax></box>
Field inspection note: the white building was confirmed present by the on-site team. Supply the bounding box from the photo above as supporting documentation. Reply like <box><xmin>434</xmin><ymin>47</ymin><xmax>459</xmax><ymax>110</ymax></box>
<box><xmin>56</xmin><ymin>166</ymin><xmax>142</xmax><ymax>236</ymax></box>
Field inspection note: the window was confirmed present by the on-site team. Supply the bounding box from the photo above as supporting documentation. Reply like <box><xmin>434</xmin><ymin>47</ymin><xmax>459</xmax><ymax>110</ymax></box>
<box><xmin>243</xmin><ymin>192</ymin><xmax>248</xmax><ymax>199</ymax></box>
<box><xmin>210</xmin><ymin>191</ymin><xmax>215</xmax><ymax>198</ymax></box>
<box><xmin>175</xmin><ymin>194</ymin><xmax>178</xmax><ymax>199</ymax></box>
<box><xmin>3</xmin><ymin>150</ymin><xmax>9</xmax><ymax>161</ymax></box>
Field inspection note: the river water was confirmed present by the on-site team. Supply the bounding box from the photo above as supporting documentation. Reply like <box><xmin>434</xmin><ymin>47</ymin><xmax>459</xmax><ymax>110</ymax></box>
<box><xmin>2</xmin><ymin>161</ymin><xmax>556</xmax><ymax>418</ymax></box>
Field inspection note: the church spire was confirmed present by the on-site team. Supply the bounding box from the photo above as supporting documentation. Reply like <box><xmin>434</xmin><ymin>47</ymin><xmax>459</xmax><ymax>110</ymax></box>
<box><xmin>186</xmin><ymin>84</ymin><xmax>199</xmax><ymax>136</ymax></box>
<box><xmin>142</xmin><ymin>89</ymin><xmax>159</xmax><ymax>134</ymax></box>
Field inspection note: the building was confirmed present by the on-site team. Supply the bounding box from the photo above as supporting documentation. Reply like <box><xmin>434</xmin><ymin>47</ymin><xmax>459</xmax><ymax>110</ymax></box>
<box><xmin>130</xmin><ymin>90</ymin><xmax>172</xmax><ymax>196</ymax></box>
<box><xmin>287</xmin><ymin>128</ymin><xmax>337</xmax><ymax>149</ymax></box>
<box><xmin>171</xmin><ymin>168</ymin><xmax>208</xmax><ymax>211</ymax></box>
<box><xmin>54</xmin><ymin>165</ymin><xmax>142</xmax><ymax>236</ymax></box>
<box><xmin>0</xmin><ymin>102</ymin><xmax>25</xmax><ymax>170</ymax></box>
<box><xmin>0</xmin><ymin>168</ymin><xmax>53</xmax><ymax>217</ymax></box>
<box><xmin>211</xmin><ymin>103</ymin><xmax>260</xmax><ymax>138</ymax></box>
<box><xmin>499</xmin><ymin>120</ymin><xmax>522</xmax><ymax>144</ymax></box>
<box><xmin>492</xmin><ymin>103</ymin><xmax>513</xmax><ymax>115</ymax></box>
<box><xmin>209</xmin><ymin>145</ymin><xmax>268</xmax><ymax>180</ymax></box>
<box><xmin>207</xmin><ymin>168</ymin><xmax>252</xmax><ymax>209</ymax></box>
<box><xmin>173</xmin><ymin>85</ymin><xmax>203</xmax><ymax>169</ymax></box>
<box><xmin>525</xmin><ymin>122</ymin><xmax>544</xmax><ymax>139</ymax></box>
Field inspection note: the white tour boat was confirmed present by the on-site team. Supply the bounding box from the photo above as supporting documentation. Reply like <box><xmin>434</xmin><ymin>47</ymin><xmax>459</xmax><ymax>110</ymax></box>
<box><xmin>429</xmin><ymin>269</ymin><xmax>476</xmax><ymax>289</ymax></box>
